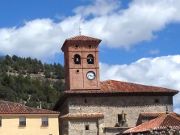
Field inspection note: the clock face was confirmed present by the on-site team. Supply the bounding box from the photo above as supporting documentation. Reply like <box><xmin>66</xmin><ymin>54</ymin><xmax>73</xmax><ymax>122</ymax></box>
<box><xmin>86</xmin><ymin>71</ymin><xmax>96</xmax><ymax>80</ymax></box>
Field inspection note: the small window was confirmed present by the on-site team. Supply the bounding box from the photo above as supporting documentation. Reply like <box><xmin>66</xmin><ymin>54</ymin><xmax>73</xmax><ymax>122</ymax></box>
<box><xmin>76</xmin><ymin>70</ymin><xmax>79</xmax><ymax>73</ymax></box>
<box><xmin>154</xmin><ymin>99</ymin><xmax>160</xmax><ymax>103</ymax></box>
<box><xmin>88</xmin><ymin>45</ymin><xmax>92</xmax><ymax>48</ymax></box>
<box><xmin>0</xmin><ymin>116</ymin><xmax>2</xmax><ymax>127</ymax></box>
<box><xmin>84</xmin><ymin>98</ymin><xmax>87</xmax><ymax>103</ymax></box>
<box><xmin>85</xmin><ymin>125</ymin><xmax>89</xmax><ymax>130</ymax></box>
<box><xmin>118</xmin><ymin>114</ymin><xmax>123</xmax><ymax>124</ymax></box>
<box><xmin>19</xmin><ymin>116</ymin><xmax>26</xmax><ymax>127</ymax></box>
<box><xmin>87</xmin><ymin>54</ymin><xmax>94</xmax><ymax>64</ymax></box>
<box><xmin>74</xmin><ymin>54</ymin><xmax>81</xmax><ymax>64</ymax></box>
<box><xmin>75</xmin><ymin>45</ymin><xmax>79</xmax><ymax>48</ymax></box>
<box><xmin>117</xmin><ymin>112</ymin><xmax>128</xmax><ymax>127</ymax></box>
<box><xmin>42</xmin><ymin>117</ymin><xmax>48</xmax><ymax>127</ymax></box>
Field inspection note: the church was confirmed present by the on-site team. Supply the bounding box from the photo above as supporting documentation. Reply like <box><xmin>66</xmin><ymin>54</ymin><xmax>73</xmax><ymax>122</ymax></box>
<box><xmin>54</xmin><ymin>35</ymin><xmax>179</xmax><ymax>135</ymax></box>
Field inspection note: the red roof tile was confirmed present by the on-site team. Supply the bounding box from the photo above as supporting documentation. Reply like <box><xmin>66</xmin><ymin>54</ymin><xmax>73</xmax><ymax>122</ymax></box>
<box><xmin>139</xmin><ymin>112</ymin><xmax>179</xmax><ymax>118</ymax></box>
<box><xmin>61</xmin><ymin>35</ymin><xmax>101</xmax><ymax>51</ymax></box>
<box><xmin>0</xmin><ymin>100</ymin><xmax>59</xmax><ymax>114</ymax></box>
<box><xmin>67</xmin><ymin>35</ymin><xmax>101</xmax><ymax>41</ymax></box>
<box><xmin>54</xmin><ymin>80</ymin><xmax>178</xmax><ymax>110</ymax></box>
<box><xmin>124</xmin><ymin>113</ymin><xmax>180</xmax><ymax>134</ymax></box>
<box><xmin>136</xmin><ymin>112</ymin><xmax>179</xmax><ymax>126</ymax></box>
<box><xmin>60</xmin><ymin>113</ymin><xmax>104</xmax><ymax>120</ymax></box>
<box><xmin>100</xmin><ymin>80</ymin><xmax>178</xmax><ymax>93</ymax></box>
<box><xmin>65</xmin><ymin>80</ymin><xmax>178</xmax><ymax>94</ymax></box>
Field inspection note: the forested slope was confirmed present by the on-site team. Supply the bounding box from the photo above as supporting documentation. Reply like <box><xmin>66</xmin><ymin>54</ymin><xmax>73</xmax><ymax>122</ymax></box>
<box><xmin>0</xmin><ymin>55</ymin><xmax>65</xmax><ymax>109</ymax></box>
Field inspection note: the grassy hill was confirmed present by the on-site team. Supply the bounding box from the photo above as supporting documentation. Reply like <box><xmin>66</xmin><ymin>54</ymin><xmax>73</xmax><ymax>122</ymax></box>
<box><xmin>0</xmin><ymin>55</ymin><xmax>65</xmax><ymax>109</ymax></box>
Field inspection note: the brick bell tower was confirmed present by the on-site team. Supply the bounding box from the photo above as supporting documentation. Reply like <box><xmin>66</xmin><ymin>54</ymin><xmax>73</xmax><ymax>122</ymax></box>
<box><xmin>61</xmin><ymin>35</ymin><xmax>101</xmax><ymax>90</ymax></box>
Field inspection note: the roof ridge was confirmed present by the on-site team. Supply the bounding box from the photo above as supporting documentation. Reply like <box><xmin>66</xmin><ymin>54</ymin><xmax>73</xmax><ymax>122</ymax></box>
<box><xmin>67</xmin><ymin>35</ymin><xmax>101</xmax><ymax>41</ymax></box>
<box><xmin>102</xmin><ymin>80</ymin><xmax>172</xmax><ymax>89</ymax></box>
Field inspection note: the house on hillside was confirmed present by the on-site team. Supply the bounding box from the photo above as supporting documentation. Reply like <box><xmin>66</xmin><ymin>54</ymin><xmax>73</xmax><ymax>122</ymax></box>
<box><xmin>0</xmin><ymin>100</ymin><xmax>59</xmax><ymax>135</ymax></box>
<box><xmin>54</xmin><ymin>35</ymin><xmax>179</xmax><ymax>135</ymax></box>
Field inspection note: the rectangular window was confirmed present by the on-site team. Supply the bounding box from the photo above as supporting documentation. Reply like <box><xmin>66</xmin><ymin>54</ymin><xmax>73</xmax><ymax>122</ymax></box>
<box><xmin>42</xmin><ymin>117</ymin><xmax>48</xmax><ymax>127</ymax></box>
<box><xmin>19</xmin><ymin>116</ymin><xmax>26</xmax><ymax>127</ymax></box>
<box><xmin>85</xmin><ymin>125</ymin><xmax>89</xmax><ymax>130</ymax></box>
<box><xmin>117</xmin><ymin>113</ymin><xmax>128</xmax><ymax>127</ymax></box>
<box><xmin>118</xmin><ymin>114</ymin><xmax>123</xmax><ymax>123</ymax></box>
<box><xmin>0</xmin><ymin>116</ymin><xmax>2</xmax><ymax>127</ymax></box>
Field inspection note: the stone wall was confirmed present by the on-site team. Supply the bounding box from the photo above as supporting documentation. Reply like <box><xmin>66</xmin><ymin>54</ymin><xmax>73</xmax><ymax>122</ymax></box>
<box><xmin>68</xmin><ymin>120</ymin><xmax>98</xmax><ymax>135</ymax></box>
<box><xmin>60</xmin><ymin>95</ymin><xmax>173</xmax><ymax>135</ymax></box>
<box><xmin>69</xmin><ymin>95</ymin><xmax>172</xmax><ymax>134</ymax></box>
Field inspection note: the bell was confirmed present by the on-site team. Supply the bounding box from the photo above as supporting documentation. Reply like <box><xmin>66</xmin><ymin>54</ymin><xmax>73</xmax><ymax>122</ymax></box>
<box><xmin>76</xmin><ymin>58</ymin><xmax>79</xmax><ymax>62</ymax></box>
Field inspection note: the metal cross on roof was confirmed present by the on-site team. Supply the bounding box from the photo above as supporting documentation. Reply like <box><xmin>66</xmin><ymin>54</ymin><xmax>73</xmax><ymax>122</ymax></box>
<box><xmin>79</xmin><ymin>23</ymin><xmax>82</xmax><ymax>35</ymax></box>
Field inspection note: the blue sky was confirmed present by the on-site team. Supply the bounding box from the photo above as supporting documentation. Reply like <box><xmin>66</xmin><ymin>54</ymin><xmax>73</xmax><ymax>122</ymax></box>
<box><xmin>0</xmin><ymin>0</ymin><xmax>180</xmax><ymax>112</ymax></box>
<box><xmin>1</xmin><ymin>0</ymin><xmax>180</xmax><ymax>64</ymax></box>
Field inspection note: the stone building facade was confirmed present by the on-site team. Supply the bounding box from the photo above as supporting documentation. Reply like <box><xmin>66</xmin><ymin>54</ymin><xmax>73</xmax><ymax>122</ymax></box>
<box><xmin>54</xmin><ymin>35</ymin><xmax>178</xmax><ymax>135</ymax></box>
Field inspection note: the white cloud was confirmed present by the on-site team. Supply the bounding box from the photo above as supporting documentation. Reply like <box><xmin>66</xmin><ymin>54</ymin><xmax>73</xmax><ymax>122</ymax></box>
<box><xmin>0</xmin><ymin>0</ymin><xmax>180</xmax><ymax>59</ymax></box>
<box><xmin>0</xmin><ymin>16</ymin><xmax>82</xmax><ymax>59</ymax></box>
<box><xmin>79</xmin><ymin>0</ymin><xmax>180</xmax><ymax>48</ymax></box>
<box><xmin>74</xmin><ymin>0</ymin><xmax>120</xmax><ymax>17</ymax></box>
<box><xmin>100</xmin><ymin>55</ymin><xmax>180</xmax><ymax>113</ymax></box>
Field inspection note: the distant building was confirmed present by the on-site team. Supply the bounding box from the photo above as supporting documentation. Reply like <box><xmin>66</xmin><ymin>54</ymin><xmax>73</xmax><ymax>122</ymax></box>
<box><xmin>0</xmin><ymin>100</ymin><xmax>59</xmax><ymax>135</ymax></box>
<box><xmin>54</xmin><ymin>35</ymin><xmax>179</xmax><ymax>135</ymax></box>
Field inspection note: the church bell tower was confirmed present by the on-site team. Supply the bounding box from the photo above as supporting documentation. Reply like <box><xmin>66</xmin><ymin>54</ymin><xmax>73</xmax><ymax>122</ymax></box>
<box><xmin>61</xmin><ymin>35</ymin><xmax>101</xmax><ymax>90</ymax></box>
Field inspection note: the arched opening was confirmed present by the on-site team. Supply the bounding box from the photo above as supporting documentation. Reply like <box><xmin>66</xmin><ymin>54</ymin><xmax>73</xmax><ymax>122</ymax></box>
<box><xmin>74</xmin><ymin>54</ymin><xmax>81</xmax><ymax>64</ymax></box>
<box><xmin>87</xmin><ymin>54</ymin><xmax>94</xmax><ymax>64</ymax></box>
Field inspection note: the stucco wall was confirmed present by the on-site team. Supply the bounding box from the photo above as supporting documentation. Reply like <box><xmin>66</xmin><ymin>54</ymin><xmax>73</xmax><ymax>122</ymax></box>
<box><xmin>0</xmin><ymin>115</ymin><xmax>59</xmax><ymax>135</ymax></box>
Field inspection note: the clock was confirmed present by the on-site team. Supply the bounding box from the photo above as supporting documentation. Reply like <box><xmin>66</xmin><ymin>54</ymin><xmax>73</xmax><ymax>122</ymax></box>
<box><xmin>86</xmin><ymin>71</ymin><xmax>96</xmax><ymax>80</ymax></box>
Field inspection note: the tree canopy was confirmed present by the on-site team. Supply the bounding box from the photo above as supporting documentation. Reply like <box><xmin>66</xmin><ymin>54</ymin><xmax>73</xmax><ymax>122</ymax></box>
<box><xmin>0</xmin><ymin>55</ymin><xmax>65</xmax><ymax>109</ymax></box>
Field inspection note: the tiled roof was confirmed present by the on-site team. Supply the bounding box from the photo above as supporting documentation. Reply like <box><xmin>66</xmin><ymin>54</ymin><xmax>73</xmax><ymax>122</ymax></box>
<box><xmin>61</xmin><ymin>35</ymin><xmax>101</xmax><ymax>51</ymax></box>
<box><xmin>136</xmin><ymin>112</ymin><xmax>179</xmax><ymax>125</ymax></box>
<box><xmin>100</xmin><ymin>80</ymin><xmax>178</xmax><ymax>93</ymax></box>
<box><xmin>60</xmin><ymin>113</ymin><xmax>104</xmax><ymax>120</ymax></box>
<box><xmin>67</xmin><ymin>35</ymin><xmax>101</xmax><ymax>41</ymax></box>
<box><xmin>0</xmin><ymin>100</ymin><xmax>59</xmax><ymax>114</ymax></box>
<box><xmin>53</xmin><ymin>80</ymin><xmax>178</xmax><ymax>110</ymax></box>
<box><xmin>124</xmin><ymin>113</ymin><xmax>180</xmax><ymax>134</ymax></box>
<box><xmin>65</xmin><ymin>80</ymin><xmax>178</xmax><ymax>94</ymax></box>
<box><xmin>139</xmin><ymin>112</ymin><xmax>179</xmax><ymax>118</ymax></box>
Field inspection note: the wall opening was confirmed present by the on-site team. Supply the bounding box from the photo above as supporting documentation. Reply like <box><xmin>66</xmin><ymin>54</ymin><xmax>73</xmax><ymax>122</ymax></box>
<box><xmin>87</xmin><ymin>54</ymin><xmax>94</xmax><ymax>64</ymax></box>
<box><xmin>85</xmin><ymin>125</ymin><xmax>89</xmax><ymax>130</ymax></box>
<box><xmin>84</xmin><ymin>98</ymin><xmax>87</xmax><ymax>103</ymax></box>
<box><xmin>74</xmin><ymin>54</ymin><xmax>81</xmax><ymax>64</ymax></box>
<box><xmin>19</xmin><ymin>116</ymin><xmax>26</xmax><ymax>127</ymax></box>
<box><xmin>117</xmin><ymin>111</ymin><xmax>128</xmax><ymax>127</ymax></box>
<box><xmin>154</xmin><ymin>99</ymin><xmax>160</xmax><ymax>103</ymax></box>
<box><xmin>75</xmin><ymin>45</ymin><xmax>79</xmax><ymax>48</ymax></box>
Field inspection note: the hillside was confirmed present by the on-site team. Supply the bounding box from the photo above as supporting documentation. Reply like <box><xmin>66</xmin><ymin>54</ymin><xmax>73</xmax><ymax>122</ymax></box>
<box><xmin>0</xmin><ymin>55</ymin><xmax>65</xmax><ymax>109</ymax></box>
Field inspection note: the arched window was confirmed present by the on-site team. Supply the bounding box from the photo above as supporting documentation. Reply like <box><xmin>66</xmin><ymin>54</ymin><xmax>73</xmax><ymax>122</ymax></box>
<box><xmin>74</xmin><ymin>54</ymin><xmax>81</xmax><ymax>64</ymax></box>
<box><xmin>87</xmin><ymin>54</ymin><xmax>94</xmax><ymax>64</ymax></box>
